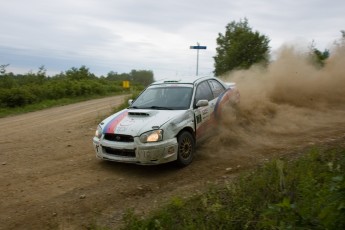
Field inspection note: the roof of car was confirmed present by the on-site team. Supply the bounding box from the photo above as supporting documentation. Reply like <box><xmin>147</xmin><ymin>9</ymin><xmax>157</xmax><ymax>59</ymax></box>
<box><xmin>151</xmin><ymin>76</ymin><xmax>215</xmax><ymax>85</ymax></box>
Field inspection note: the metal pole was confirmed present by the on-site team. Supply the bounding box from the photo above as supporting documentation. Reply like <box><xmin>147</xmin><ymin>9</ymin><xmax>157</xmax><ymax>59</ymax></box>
<box><xmin>196</xmin><ymin>42</ymin><xmax>199</xmax><ymax>76</ymax></box>
<box><xmin>190</xmin><ymin>42</ymin><xmax>206</xmax><ymax>77</ymax></box>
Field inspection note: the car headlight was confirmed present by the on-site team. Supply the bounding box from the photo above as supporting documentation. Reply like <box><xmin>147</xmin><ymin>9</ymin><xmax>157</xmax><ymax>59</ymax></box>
<box><xmin>95</xmin><ymin>126</ymin><xmax>103</xmax><ymax>138</ymax></box>
<box><xmin>140</xmin><ymin>130</ymin><xmax>163</xmax><ymax>143</ymax></box>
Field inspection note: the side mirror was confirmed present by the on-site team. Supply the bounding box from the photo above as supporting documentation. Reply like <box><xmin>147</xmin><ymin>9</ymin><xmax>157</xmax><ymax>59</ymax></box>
<box><xmin>128</xmin><ymin>99</ymin><xmax>133</xmax><ymax>105</ymax></box>
<box><xmin>196</xmin><ymin>99</ymin><xmax>209</xmax><ymax>107</ymax></box>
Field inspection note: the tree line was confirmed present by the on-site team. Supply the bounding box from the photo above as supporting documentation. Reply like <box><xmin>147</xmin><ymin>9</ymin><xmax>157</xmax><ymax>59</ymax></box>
<box><xmin>0</xmin><ymin>65</ymin><xmax>153</xmax><ymax>108</ymax></box>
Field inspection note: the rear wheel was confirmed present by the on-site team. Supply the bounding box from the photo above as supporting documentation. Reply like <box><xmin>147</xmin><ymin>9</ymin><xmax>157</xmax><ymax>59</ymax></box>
<box><xmin>176</xmin><ymin>131</ymin><xmax>195</xmax><ymax>167</ymax></box>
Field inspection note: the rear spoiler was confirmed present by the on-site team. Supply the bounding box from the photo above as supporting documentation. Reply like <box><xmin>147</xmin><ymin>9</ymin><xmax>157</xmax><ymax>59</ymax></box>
<box><xmin>225</xmin><ymin>82</ymin><xmax>236</xmax><ymax>89</ymax></box>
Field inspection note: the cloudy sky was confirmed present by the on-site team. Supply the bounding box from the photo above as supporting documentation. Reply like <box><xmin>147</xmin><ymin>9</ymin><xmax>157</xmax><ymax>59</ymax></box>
<box><xmin>1</xmin><ymin>0</ymin><xmax>344</xmax><ymax>79</ymax></box>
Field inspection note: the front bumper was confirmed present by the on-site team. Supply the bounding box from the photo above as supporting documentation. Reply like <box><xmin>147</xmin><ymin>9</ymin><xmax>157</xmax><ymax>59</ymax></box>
<box><xmin>93</xmin><ymin>136</ymin><xmax>178</xmax><ymax>165</ymax></box>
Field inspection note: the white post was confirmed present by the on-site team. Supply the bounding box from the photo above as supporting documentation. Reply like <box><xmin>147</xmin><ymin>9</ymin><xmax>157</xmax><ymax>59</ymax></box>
<box><xmin>190</xmin><ymin>43</ymin><xmax>206</xmax><ymax>77</ymax></box>
<box><xmin>196</xmin><ymin>42</ymin><xmax>199</xmax><ymax>76</ymax></box>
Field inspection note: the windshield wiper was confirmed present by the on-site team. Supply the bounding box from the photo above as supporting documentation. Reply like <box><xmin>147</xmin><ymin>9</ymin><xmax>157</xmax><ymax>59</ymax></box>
<box><xmin>129</xmin><ymin>106</ymin><xmax>139</xmax><ymax>109</ymax></box>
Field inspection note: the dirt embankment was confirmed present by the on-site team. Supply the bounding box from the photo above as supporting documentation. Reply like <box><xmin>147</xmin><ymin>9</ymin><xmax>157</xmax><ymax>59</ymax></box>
<box><xmin>1</xmin><ymin>43</ymin><xmax>345</xmax><ymax>230</ymax></box>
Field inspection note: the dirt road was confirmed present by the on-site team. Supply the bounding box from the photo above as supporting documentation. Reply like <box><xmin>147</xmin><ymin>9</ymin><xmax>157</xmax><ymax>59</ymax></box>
<box><xmin>1</xmin><ymin>94</ymin><xmax>345</xmax><ymax>230</ymax></box>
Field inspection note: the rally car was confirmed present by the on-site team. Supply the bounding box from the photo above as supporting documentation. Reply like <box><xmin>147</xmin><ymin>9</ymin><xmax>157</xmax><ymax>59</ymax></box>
<box><xmin>93</xmin><ymin>76</ymin><xmax>239</xmax><ymax>166</ymax></box>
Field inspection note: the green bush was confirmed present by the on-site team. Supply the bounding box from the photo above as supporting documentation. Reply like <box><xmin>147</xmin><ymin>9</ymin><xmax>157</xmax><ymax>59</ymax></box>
<box><xmin>0</xmin><ymin>88</ymin><xmax>37</xmax><ymax>107</ymax></box>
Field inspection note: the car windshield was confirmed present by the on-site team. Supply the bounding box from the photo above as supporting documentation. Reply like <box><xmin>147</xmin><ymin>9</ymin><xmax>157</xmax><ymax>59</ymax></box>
<box><xmin>130</xmin><ymin>86</ymin><xmax>193</xmax><ymax>110</ymax></box>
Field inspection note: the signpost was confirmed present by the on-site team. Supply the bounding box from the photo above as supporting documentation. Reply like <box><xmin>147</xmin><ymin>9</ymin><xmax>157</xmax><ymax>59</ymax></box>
<box><xmin>122</xmin><ymin>80</ymin><xmax>130</xmax><ymax>89</ymax></box>
<box><xmin>190</xmin><ymin>42</ymin><xmax>207</xmax><ymax>76</ymax></box>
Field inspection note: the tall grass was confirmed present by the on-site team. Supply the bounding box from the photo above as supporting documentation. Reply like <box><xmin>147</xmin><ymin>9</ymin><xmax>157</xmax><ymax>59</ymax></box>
<box><xmin>121</xmin><ymin>146</ymin><xmax>345</xmax><ymax>230</ymax></box>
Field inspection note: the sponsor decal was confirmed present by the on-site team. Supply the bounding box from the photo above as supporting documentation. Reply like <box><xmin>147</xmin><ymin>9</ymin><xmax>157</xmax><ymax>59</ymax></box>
<box><xmin>201</xmin><ymin>108</ymin><xmax>209</xmax><ymax>120</ymax></box>
<box><xmin>119</xmin><ymin>119</ymin><xmax>135</xmax><ymax>126</ymax></box>
<box><xmin>116</xmin><ymin>127</ymin><xmax>127</xmax><ymax>132</ymax></box>
<box><xmin>201</xmin><ymin>108</ymin><xmax>209</xmax><ymax>115</ymax></box>
<box><xmin>195</xmin><ymin>117</ymin><xmax>217</xmax><ymax>139</ymax></box>
<box><xmin>103</xmin><ymin>110</ymin><xmax>128</xmax><ymax>133</ymax></box>
<box><xmin>196</xmin><ymin>88</ymin><xmax>234</xmax><ymax>139</ymax></box>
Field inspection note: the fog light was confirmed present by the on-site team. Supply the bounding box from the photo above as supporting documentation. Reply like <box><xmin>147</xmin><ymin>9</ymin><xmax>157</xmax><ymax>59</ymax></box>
<box><xmin>167</xmin><ymin>146</ymin><xmax>175</xmax><ymax>154</ymax></box>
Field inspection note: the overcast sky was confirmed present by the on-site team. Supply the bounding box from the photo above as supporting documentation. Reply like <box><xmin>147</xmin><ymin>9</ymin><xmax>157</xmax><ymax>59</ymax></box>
<box><xmin>1</xmin><ymin>0</ymin><xmax>344</xmax><ymax>79</ymax></box>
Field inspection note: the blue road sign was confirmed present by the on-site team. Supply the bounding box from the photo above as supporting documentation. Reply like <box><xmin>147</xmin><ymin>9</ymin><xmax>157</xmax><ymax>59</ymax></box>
<box><xmin>190</xmin><ymin>46</ymin><xmax>207</xmax><ymax>49</ymax></box>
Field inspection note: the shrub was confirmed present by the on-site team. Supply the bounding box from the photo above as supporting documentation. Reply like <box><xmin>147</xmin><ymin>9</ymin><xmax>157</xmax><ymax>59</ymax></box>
<box><xmin>0</xmin><ymin>88</ymin><xmax>37</xmax><ymax>107</ymax></box>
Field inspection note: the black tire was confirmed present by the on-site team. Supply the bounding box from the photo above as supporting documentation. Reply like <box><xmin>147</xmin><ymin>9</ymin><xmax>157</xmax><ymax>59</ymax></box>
<box><xmin>176</xmin><ymin>131</ymin><xmax>195</xmax><ymax>167</ymax></box>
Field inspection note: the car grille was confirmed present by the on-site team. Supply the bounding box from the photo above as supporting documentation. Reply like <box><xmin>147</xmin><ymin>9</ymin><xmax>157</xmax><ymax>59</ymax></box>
<box><xmin>102</xmin><ymin>146</ymin><xmax>136</xmax><ymax>157</ymax></box>
<box><xmin>104</xmin><ymin>133</ymin><xmax>134</xmax><ymax>142</ymax></box>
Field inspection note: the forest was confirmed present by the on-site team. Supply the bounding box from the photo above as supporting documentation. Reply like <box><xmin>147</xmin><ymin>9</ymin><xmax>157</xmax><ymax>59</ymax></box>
<box><xmin>0</xmin><ymin>65</ymin><xmax>152</xmax><ymax>108</ymax></box>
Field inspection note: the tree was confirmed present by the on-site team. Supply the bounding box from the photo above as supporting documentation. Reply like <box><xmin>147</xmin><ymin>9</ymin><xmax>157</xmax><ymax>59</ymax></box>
<box><xmin>130</xmin><ymin>70</ymin><xmax>154</xmax><ymax>86</ymax></box>
<box><xmin>65</xmin><ymin>66</ymin><xmax>96</xmax><ymax>80</ymax></box>
<box><xmin>308</xmin><ymin>40</ymin><xmax>330</xmax><ymax>67</ymax></box>
<box><xmin>107</xmin><ymin>71</ymin><xmax>130</xmax><ymax>81</ymax></box>
<box><xmin>37</xmin><ymin>65</ymin><xmax>47</xmax><ymax>77</ymax></box>
<box><xmin>0</xmin><ymin>64</ymin><xmax>10</xmax><ymax>75</ymax></box>
<box><xmin>214</xmin><ymin>18</ymin><xmax>270</xmax><ymax>76</ymax></box>
<box><xmin>334</xmin><ymin>30</ymin><xmax>345</xmax><ymax>47</ymax></box>
<box><xmin>314</xmin><ymin>49</ymin><xmax>330</xmax><ymax>67</ymax></box>
<box><xmin>0</xmin><ymin>64</ymin><xmax>16</xmax><ymax>89</ymax></box>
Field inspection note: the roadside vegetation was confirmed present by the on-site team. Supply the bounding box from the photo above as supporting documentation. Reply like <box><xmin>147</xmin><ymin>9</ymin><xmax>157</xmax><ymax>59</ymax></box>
<box><xmin>121</xmin><ymin>145</ymin><xmax>345</xmax><ymax>230</ymax></box>
<box><xmin>0</xmin><ymin>65</ymin><xmax>150</xmax><ymax>117</ymax></box>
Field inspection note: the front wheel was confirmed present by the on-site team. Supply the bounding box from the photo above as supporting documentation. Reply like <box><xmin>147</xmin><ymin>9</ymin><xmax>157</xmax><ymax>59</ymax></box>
<box><xmin>176</xmin><ymin>131</ymin><xmax>195</xmax><ymax>167</ymax></box>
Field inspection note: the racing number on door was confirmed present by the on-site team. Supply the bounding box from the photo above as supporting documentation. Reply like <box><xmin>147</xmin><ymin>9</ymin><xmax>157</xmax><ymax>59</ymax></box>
<box><xmin>194</xmin><ymin>81</ymin><xmax>214</xmax><ymax>138</ymax></box>
<box><xmin>196</xmin><ymin>114</ymin><xmax>202</xmax><ymax>124</ymax></box>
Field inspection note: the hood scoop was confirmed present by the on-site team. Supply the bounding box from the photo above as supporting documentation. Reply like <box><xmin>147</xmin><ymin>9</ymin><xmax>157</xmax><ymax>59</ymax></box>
<box><xmin>128</xmin><ymin>112</ymin><xmax>150</xmax><ymax>116</ymax></box>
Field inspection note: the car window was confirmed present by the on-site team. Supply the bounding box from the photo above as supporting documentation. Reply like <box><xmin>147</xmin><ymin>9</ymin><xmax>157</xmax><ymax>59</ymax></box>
<box><xmin>133</xmin><ymin>88</ymin><xmax>158</xmax><ymax>105</ymax></box>
<box><xmin>131</xmin><ymin>86</ymin><xmax>193</xmax><ymax>110</ymax></box>
<box><xmin>165</xmin><ymin>87</ymin><xmax>193</xmax><ymax>109</ymax></box>
<box><xmin>194</xmin><ymin>81</ymin><xmax>213</xmax><ymax>103</ymax></box>
<box><xmin>208</xmin><ymin>79</ymin><xmax>225</xmax><ymax>98</ymax></box>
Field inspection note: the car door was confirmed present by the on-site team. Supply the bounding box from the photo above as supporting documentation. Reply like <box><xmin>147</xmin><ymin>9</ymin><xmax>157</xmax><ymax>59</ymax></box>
<box><xmin>207</xmin><ymin>79</ymin><xmax>226</xmax><ymax>118</ymax></box>
<box><xmin>193</xmin><ymin>80</ymin><xmax>215</xmax><ymax>142</ymax></box>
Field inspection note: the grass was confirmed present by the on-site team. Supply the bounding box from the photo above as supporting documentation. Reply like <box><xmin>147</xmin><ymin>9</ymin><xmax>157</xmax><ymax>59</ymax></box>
<box><xmin>120</xmin><ymin>145</ymin><xmax>345</xmax><ymax>230</ymax></box>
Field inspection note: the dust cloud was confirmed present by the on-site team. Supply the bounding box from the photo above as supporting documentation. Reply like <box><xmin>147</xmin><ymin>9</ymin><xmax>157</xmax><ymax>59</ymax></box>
<box><xmin>203</xmin><ymin>42</ymin><xmax>345</xmax><ymax>162</ymax></box>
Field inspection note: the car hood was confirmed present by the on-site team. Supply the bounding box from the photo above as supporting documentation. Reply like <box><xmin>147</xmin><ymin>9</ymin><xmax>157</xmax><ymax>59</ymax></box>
<box><xmin>101</xmin><ymin>109</ymin><xmax>188</xmax><ymax>136</ymax></box>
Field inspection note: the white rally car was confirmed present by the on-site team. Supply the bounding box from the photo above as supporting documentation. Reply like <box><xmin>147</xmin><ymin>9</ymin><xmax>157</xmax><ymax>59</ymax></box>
<box><xmin>93</xmin><ymin>76</ymin><xmax>239</xmax><ymax>166</ymax></box>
